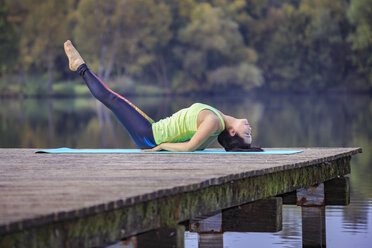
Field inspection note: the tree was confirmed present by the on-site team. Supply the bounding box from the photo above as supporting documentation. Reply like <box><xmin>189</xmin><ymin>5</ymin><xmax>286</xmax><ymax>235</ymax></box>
<box><xmin>72</xmin><ymin>0</ymin><xmax>119</xmax><ymax>78</ymax></box>
<box><xmin>2</xmin><ymin>0</ymin><xmax>371</xmax><ymax>95</ymax></box>
<box><xmin>17</xmin><ymin>0</ymin><xmax>73</xmax><ymax>93</ymax></box>
<box><xmin>2</xmin><ymin>0</ymin><xmax>29</xmax><ymax>81</ymax></box>
<box><xmin>251</xmin><ymin>0</ymin><xmax>350</xmax><ymax>92</ymax></box>
<box><xmin>348</xmin><ymin>0</ymin><xmax>372</xmax><ymax>88</ymax></box>
<box><xmin>0</xmin><ymin>0</ymin><xmax>18</xmax><ymax>76</ymax></box>
<box><xmin>73</xmin><ymin>0</ymin><xmax>172</xmax><ymax>87</ymax></box>
<box><xmin>115</xmin><ymin>0</ymin><xmax>172</xmax><ymax>87</ymax></box>
<box><xmin>174</xmin><ymin>3</ymin><xmax>262</xmax><ymax>92</ymax></box>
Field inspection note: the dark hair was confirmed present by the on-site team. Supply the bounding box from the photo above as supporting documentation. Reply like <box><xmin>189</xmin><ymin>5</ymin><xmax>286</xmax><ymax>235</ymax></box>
<box><xmin>218</xmin><ymin>129</ymin><xmax>250</xmax><ymax>151</ymax></box>
<box><xmin>218</xmin><ymin>129</ymin><xmax>263</xmax><ymax>152</ymax></box>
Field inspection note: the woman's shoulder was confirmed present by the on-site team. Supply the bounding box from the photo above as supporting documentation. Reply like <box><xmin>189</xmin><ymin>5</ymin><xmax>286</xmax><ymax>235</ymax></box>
<box><xmin>190</xmin><ymin>102</ymin><xmax>216</xmax><ymax>110</ymax></box>
<box><xmin>192</xmin><ymin>102</ymin><xmax>211</xmax><ymax>106</ymax></box>
<box><xmin>190</xmin><ymin>102</ymin><xmax>204</xmax><ymax>107</ymax></box>
<box><xmin>198</xmin><ymin>108</ymin><xmax>224</xmax><ymax>130</ymax></box>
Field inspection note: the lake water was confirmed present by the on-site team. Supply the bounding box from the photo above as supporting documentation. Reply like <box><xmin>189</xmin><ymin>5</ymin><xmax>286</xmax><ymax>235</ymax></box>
<box><xmin>0</xmin><ymin>93</ymin><xmax>371</xmax><ymax>247</ymax></box>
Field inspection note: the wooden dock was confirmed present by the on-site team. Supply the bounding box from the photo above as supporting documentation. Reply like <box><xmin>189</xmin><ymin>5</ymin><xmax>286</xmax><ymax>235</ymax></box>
<box><xmin>0</xmin><ymin>148</ymin><xmax>361</xmax><ymax>247</ymax></box>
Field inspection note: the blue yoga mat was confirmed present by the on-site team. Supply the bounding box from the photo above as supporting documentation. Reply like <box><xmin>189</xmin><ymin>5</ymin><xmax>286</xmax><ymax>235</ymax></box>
<box><xmin>36</xmin><ymin>147</ymin><xmax>303</xmax><ymax>155</ymax></box>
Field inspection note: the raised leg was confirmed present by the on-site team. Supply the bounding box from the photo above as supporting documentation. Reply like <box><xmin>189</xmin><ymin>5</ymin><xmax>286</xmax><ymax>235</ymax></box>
<box><xmin>64</xmin><ymin>41</ymin><xmax>156</xmax><ymax>149</ymax></box>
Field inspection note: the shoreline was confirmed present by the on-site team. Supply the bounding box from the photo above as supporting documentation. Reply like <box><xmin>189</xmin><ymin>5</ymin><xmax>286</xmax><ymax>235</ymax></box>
<box><xmin>1</xmin><ymin>86</ymin><xmax>371</xmax><ymax>99</ymax></box>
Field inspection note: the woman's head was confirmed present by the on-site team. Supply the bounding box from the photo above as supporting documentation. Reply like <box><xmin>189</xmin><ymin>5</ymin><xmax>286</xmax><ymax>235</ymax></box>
<box><xmin>231</xmin><ymin>118</ymin><xmax>252</xmax><ymax>140</ymax></box>
<box><xmin>218</xmin><ymin>117</ymin><xmax>253</xmax><ymax>151</ymax></box>
<box><xmin>218</xmin><ymin>129</ymin><xmax>252</xmax><ymax>151</ymax></box>
<box><xmin>217</xmin><ymin>115</ymin><xmax>252</xmax><ymax>151</ymax></box>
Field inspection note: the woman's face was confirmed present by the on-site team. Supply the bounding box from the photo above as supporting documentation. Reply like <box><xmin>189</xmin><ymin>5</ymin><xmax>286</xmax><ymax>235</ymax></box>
<box><xmin>234</xmin><ymin>119</ymin><xmax>252</xmax><ymax>144</ymax></box>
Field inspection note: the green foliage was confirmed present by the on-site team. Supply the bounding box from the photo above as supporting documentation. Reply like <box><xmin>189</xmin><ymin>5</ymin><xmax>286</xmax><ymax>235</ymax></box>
<box><xmin>0</xmin><ymin>0</ymin><xmax>372</xmax><ymax>95</ymax></box>
<box><xmin>175</xmin><ymin>3</ymin><xmax>263</xmax><ymax>92</ymax></box>
<box><xmin>251</xmin><ymin>0</ymin><xmax>353</xmax><ymax>91</ymax></box>
<box><xmin>347</xmin><ymin>0</ymin><xmax>372</xmax><ymax>85</ymax></box>
<box><xmin>0</xmin><ymin>78</ymin><xmax>20</xmax><ymax>96</ymax></box>
<box><xmin>52</xmin><ymin>81</ymin><xmax>91</xmax><ymax>96</ymax></box>
<box><xmin>0</xmin><ymin>0</ymin><xmax>18</xmax><ymax>76</ymax></box>
<box><xmin>73</xmin><ymin>0</ymin><xmax>172</xmax><ymax>83</ymax></box>
<box><xmin>20</xmin><ymin>76</ymin><xmax>49</xmax><ymax>96</ymax></box>
<box><xmin>207</xmin><ymin>62</ymin><xmax>263</xmax><ymax>91</ymax></box>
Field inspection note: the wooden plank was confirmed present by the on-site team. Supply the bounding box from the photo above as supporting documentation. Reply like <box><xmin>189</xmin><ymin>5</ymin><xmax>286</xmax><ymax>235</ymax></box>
<box><xmin>0</xmin><ymin>147</ymin><xmax>361</xmax><ymax>247</ymax></box>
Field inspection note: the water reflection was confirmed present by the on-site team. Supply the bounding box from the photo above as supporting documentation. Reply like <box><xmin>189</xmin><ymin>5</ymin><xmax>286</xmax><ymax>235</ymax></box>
<box><xmin>0</xmin><ymin>95</ymin><xmax>265</xmax><ymax>149</ymax></box>
<box><xmin>0</xmin><ymin>94</ymin><xmax>371</xmax><ymax>247</ymax></box>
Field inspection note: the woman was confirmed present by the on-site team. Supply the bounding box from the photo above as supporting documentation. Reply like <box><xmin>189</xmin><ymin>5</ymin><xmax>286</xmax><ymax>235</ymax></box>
<box><xmin>64</xmin><ymin>40</ymin><xmax>253</xmax><ymax>152</ymax></box>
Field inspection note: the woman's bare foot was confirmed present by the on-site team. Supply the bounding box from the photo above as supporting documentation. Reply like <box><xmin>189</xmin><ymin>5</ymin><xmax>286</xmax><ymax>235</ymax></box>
<box><xmin>64</xmin><ymin>40</ymin><xmax>85</xmax><ymax>71</ymax></box>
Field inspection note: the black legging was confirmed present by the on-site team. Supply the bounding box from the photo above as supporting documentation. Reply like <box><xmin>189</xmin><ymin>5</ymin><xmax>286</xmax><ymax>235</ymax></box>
<box><xmin>77</xmin><ymin>64</ymin><xmax>156</xmax><ymax>149</ymax></box>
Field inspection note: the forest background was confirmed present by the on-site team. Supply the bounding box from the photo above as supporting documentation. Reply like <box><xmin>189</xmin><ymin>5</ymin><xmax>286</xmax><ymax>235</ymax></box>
<box><xmin>0</xmin><ymin>0</ymin><xmax>371</xmax><ymax>96</ymax></box>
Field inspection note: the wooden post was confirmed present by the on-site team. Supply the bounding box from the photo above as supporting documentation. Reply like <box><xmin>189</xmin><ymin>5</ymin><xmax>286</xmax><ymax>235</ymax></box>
<box><xmin>280</xmin><ymin>177</ymin><xmax>350</xmax><ymax>206</ymax></box>
<box><xmin>188</xmin><ymin>212</ymin><xmax>223</xmax><ymax>248</ymax></box>
<box><xmin>301</xmin><ymin>206</ymin><xmax>326</xmax><ymax>248</ymax></box>
<box><xmin>118</xmin><ymin>226</ymin><xmax>185</xmax><ymax>248</ymax></box>
<box><xmin>279</xmin><ymin>178</ymin><xmax>349</xmax><ymax>248</ymax></box>
<box><xmin>324</xmin><ymin>177</ymin><xmax>350</xmax><ymax>205</ymax></box>
<box><xmin>296</xmin><ymin>183</ymin><xmax>326</xmax><ymax>248</ymax></box>
<box><xmin>222</xmin><ymin>197</ymin><xmax>282</xmax><ymax>232</ymax></box>
<box><xmin>297</xmin><ymin>183</ymin><xmax>325</xmax><ymax>206</ymax></box>
<box><xmin>188</xmin><ymin>198</ymin><xmax>282</xmax><ymax>248</ymax></box>
<box><xmin>281</xmin><ymin>191</ymin><xmax>297</xmax><ymax>205</ymax></box>
<box><xmin>199</xmin><ymin>233</ymin><xmax>223</xmax><ymax>248</ymax></box>
<box><xmin>120</xmin><ymin>236</ymin><xmax>137</xmax><ymax>248</ymax></box>
<box><xmin>189</xmin><ymin>211</ymin><xmax>222</xmax><ymax>233</ymax></box>
<box><xmin>189</xmin><ymin>198</ymin><xmax>282</xmax><ymax>233</ymax></box>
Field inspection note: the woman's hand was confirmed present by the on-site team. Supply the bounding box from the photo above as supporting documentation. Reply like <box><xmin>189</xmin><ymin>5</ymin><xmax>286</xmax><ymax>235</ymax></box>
<box><xmin>141</xmin><ymin>145</ymin><xmax>163</xmax><ymax>152</ymax></box>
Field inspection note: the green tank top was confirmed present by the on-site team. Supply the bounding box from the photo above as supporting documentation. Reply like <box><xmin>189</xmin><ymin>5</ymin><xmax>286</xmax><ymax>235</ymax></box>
<box><xmin>152</xmin><ymin>103</ymin><xmax>225</xmax><ymax>145</ymax></box>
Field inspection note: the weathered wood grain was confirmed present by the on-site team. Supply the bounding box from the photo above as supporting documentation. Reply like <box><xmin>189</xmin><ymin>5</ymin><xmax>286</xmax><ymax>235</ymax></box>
<box><xmin>0</xmin><ymin>147</ymin><xmax>361</xmax><ymax>247</ymax></box>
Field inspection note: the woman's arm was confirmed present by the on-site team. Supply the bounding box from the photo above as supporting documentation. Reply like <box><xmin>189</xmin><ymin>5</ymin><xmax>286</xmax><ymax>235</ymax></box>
<box><xmin>153</xmin><ymin>142</ymin><xmax>192</xmax><ymax>152</ymax></box>
<box><xmin>196</xmin><ymin>136</ymin><xmax>217</xmax><ymax>150</ymax></box>
<box><xmin>142</xmin><ymin>115</ymin><xmax>220</xmax><ymax>152</ymax></box>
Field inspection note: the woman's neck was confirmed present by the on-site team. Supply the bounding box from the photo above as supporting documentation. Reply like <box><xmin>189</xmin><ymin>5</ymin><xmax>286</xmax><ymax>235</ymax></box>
<box><xmin>220</xmin><ymin>113</ymin><xmax>236</xmax><ymax>131</ymax></box>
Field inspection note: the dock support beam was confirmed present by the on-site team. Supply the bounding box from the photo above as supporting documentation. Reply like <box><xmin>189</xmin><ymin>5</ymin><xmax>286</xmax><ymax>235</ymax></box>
<box><xmin>113</xmin><ymin>226</ymin><xmax>185</xmax><ymax>248</ymax></box>
<box><xmin>188</xmin><ymin>198</ymin><xmax>283</xmax><ymax>247</ymax></box>
<box><xmin>279</xmin><ymin>177</ymin><xmax>349</xmax><ymax>248</ymax></box>
<box><xmin>118</xmin><ymin>177</ymin><xmax>348</xmax><ymax>248</ymax></box>
<box><xmin>301</xmin><ymin>206</ymin><xmax>326</xmax><ymax>248</ymax></box>
<box><xmin>222</xmin><ymin>197</ymin><xmax>282</xmax><ymax>232</ymax></box>
<box><xmin>297</xmin><ymin>183</ymin><xmax>326</xmax><ymax>248</ymax></box>
<box><xmin>199</xmin><ymin>233</ymin><xmax>223</xmax><ymax>248</ymax></box>
<box><xmin>281</xmin><ymin>177</ymin><xmax>350</xmax><ymax>206</ymax></box>
<box><xmin>188</xmin><ymin>197</ymin><xmax>282</xmax><ymax>233</ymax></box>
<box><xmin>325</xmin><ymin>177</ymin><xmax>350</xmax><ymax>206</ymax></box>
<box><xmin>189</xmin><ymin>211</ymin><xmax>222</xmax><ymax>233</ymax></box>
